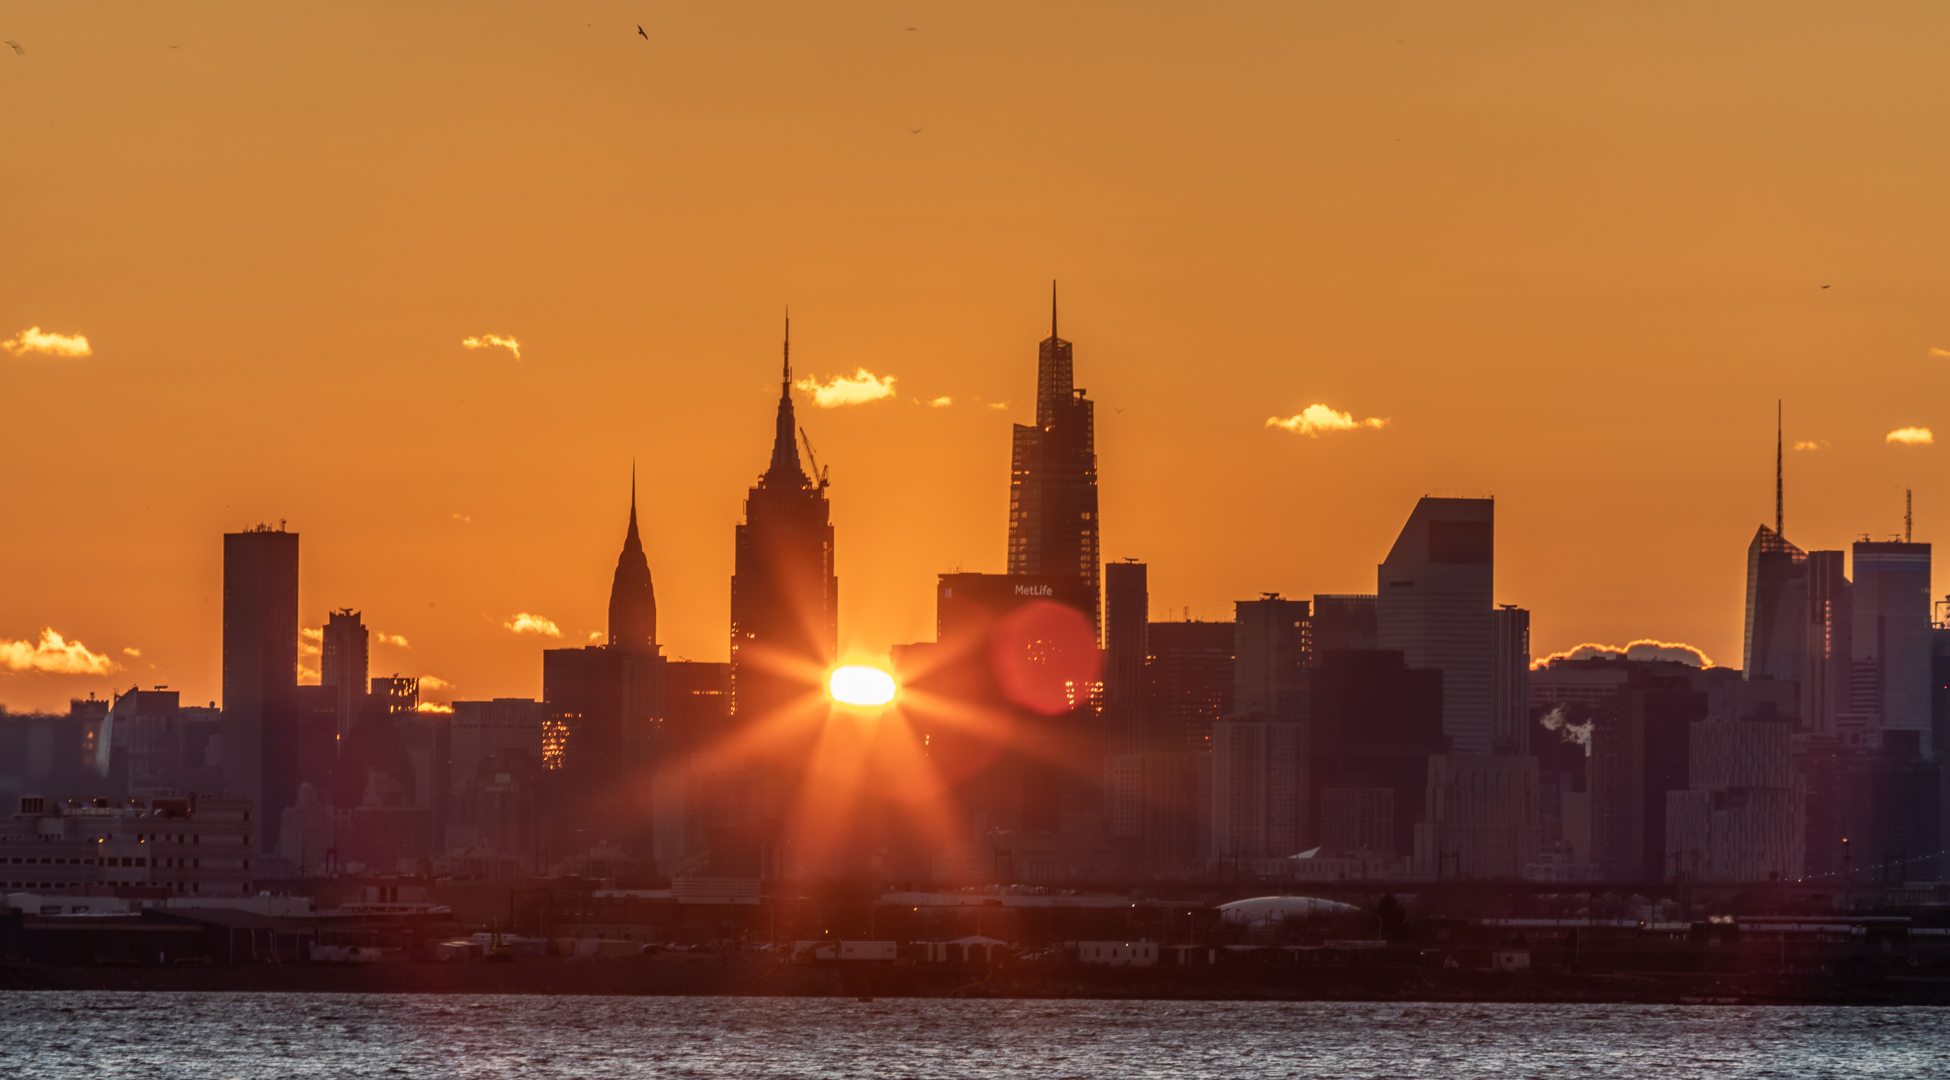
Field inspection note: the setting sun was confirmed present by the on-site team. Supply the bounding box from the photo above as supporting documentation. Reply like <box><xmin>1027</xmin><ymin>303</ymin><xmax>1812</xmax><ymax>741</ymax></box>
<box><xmin>827</xmin><ymin>664</ymin><xmax>897</xmax><ymax>708</ymax></box>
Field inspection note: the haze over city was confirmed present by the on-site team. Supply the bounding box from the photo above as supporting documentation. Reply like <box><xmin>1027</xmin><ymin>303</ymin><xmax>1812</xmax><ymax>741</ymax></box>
<box><xmin>7</xmin><ymin>3</ymin><xmax>1949</xmax><ymax>712</ymax></box>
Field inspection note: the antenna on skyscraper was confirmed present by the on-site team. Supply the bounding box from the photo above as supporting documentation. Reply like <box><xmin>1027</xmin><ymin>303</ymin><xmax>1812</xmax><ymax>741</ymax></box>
<box><xmin>1906</xmin><ymin>488</ymin><xmax>1913</xmax><ymax>543</ymax></box>
<box><xmin>1775</xmin><ymin>399</ymin><xmax>1784</xmax><ymax>537</ymax></box>
<box><xmin>1050</xmin><ymin>279</ymin><xmax>1059</xmax><ymax>340</ymax></box>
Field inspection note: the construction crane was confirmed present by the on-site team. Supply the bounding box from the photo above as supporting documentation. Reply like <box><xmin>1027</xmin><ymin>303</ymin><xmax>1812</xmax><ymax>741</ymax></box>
<box><xmin>798</xmin><ymin>426</ymin><xmax>829</xmax><ymax>491</ymax></box>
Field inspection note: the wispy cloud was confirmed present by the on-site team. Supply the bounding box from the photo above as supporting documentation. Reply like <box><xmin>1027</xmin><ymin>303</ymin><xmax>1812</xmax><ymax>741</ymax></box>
<box><xmin>1793</xmin><ymin>439</ymin><xmax>1828</xmax><ymax>452</ymax></box>
<box><xmin>414</xmin><ymin>701</ymin><xmax>455</xmax><ymax>715</ymax></box>
<box><xmin>299</xmin><ymin>663</ymin><xmax>321</xmax><ymax>684</ymax></box>
<box><xmin>2</xmin><ymin>326</ymin><xmax>92</xmax><ymax>358</ymax></box>
<box><xmin>1887</xmin><ymin>426</ymin><xmax>1935</xmax><ymax>446</ymax></box>
<box><xmin>450</xmin><ymin>512</ymin><xmax>472</xmax><ymax>524</ymax></box>
<box><xmin>928</xmin><ymin>396</ymin><xmax>954</xmax><ymax>408</ymax></box>
<box><xmin>416</xmin><ymin>673</ymin><xmax>451</xmax><ymax>691</ymax></box>
<box><xmin>504</xmin><ymin>612</ymin><xmax>561</xmax><ymax>637</ymax></box>
<box><xmin>299</xmin><ymin>627</ymin><xmax>322</xmax><ymax>658</ymax></box>
<box><xmin>1927</xmin><ymin>347</ymin><xmax>1950</xmax><ymax>359</ymax></box>
<box><xmin>375</xmin><ymin>631</ymin><xmax>411</xmax><ymax>649</ymax></box>
<box><xmin>1266</xmin><ymin>404</ymin><xmax>1389</xmax><ymax>437</ymax></box>
<box><xmin>1534</xmin><ymin>638</ymin><xmax>1714</xmax><ymax>669</ymax></box>
<box><xmin>122</xmin><ymin>647</ymin><xmax>142</xmax><ymax>658</ymax></box>
<box><xmin>587</xmin><ymin>630</ymin><xmax>605</xmax><ymax>644</ymax></box>
<box><xmin>0</xmin><ymin>629</ymin><xmax>119</xmax><ymax>675</ymax></box>
<box><xmin>987</xmin><ymin>401</ymin><xmax>1010</xmax><ymax>411</ymax></box>
<box><xmin>795</xmin><ymin>368</ymin><xmax>897</xmax><ymax>407</ymax></box>
<box><xmin>461</xmin><ymin>333</ymin><xmax>521</xmax><ymax>361</ymax></box>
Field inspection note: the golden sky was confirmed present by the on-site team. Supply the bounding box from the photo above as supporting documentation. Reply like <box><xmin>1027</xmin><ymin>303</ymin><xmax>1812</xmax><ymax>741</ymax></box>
<box><xmin>4</xmin><ymin>2</ymin><xmax>1948</xmax><ymax>711</ymax></box>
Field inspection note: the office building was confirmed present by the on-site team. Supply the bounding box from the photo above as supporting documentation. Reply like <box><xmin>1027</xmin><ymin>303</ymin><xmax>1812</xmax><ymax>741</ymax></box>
<box><xmin>1377</xmin><ymin>497</ymin><xmax>1496</xmax><ymax>753</ymax></box>
<box><xmin>221</xmin><ymin>524</ymin><xmax>299</xmax><ymax>853</ymax></box>
<box><xmin>1803</xmin><ymin>550</ymin><xmax>1852</xmax><ymax>739</ymax></box>
<box><xmin>1308</xmin><ymin>649</ymin><xmax>1445</xmax><ymax>857</ymax></box>
<box><xmin>1852</xmin><ymin>540</ymin><xmax>1933</xmax><ymax>755</ymax></box>
<box><xmin>1007</xmin><ymin>285</ymin><xmax>1102</xmax><ymax>633</ymax></box>
<box><xmin>1210</xmin><ymin>596</ymin><xmax>1311</xmax><ymax>861</ymax></box>
<box><xmin>1143</xmin><ymin>621</ymin><xmax>1233</xmax><ymax>754</ymax></box>
<box><xmin>321</xmin><ymin>608</ymin><xmax>369</xmax><ymax>740</ymax></box>
<box><xmin>1103</xmin><ymin>560</ymin><xmax>1149</xmax><ymax>753</ymax></box>
<box><xmin>1743</xmin><ymin>525</ymin><xmax>1807</xmax><ymax>686</ymax></box>
<box><xmin>1492</xmin><ymin>605</ymin><xmax>1530</xmax><ymax>754</ymax></box>
<box><xmin>729</xmin><ymin>316</ymin><xmax>838</xmax><ymax>723</ymax></box>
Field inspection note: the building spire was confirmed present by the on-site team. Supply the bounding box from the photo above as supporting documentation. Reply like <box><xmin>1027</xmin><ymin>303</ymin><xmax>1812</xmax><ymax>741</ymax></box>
<box><xmin>608</xmin><ymin>461</ymin><xmax>656</xmax><ymax>651</ymax></box>
<box><xmin>1776</xmin><ymin>399</ymin><xmax>1784</xmax><ymax>537</ymax></box>
<box><xmin>766</xmin><ymin>307</ymin><xmax>808</xmax><ymax>484</ymax></box>
<box><xmin>1050</xmin><ymin>279</ymin><xmax>1058</xmax><ymax>341</ymax></box>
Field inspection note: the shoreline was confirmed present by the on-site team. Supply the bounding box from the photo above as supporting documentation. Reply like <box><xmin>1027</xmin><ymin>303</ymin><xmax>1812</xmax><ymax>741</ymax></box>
<box><xmin>8</xmin><ymin>959</ymin><xmax>1950</xmax><ymax>1007</ymax></box>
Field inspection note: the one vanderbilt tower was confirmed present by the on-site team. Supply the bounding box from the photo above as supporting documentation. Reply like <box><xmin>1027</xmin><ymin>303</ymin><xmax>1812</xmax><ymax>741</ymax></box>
<box><xmin>1007</xmin><ymin>282</ymin><xmax>1102</xmax><ymax>633</ymax></box>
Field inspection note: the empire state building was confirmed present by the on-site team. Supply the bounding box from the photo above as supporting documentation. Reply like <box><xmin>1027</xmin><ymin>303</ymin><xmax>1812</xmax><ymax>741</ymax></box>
<box><xmin>1008</xmin><ymin>283</ymin><xmax>1102</xmax><ymax>632</ymax></box>
<box><xmin>729</xmin><ymin>315</ymin><xmax>839</xmax><ymax>721</ymax></box>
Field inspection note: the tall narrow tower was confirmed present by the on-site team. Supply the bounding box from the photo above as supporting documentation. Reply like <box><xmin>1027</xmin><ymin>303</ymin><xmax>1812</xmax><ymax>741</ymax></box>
<box><xmin>222</xmin><ymin>524</ymin><xmax>300</xmax><ymax>852</ymax></box>
<box><xmin>1007</xmin><ymin>282</ymin><xmax>1102</xmax><ymax>633</ymax></box>
<box><xmin>320</xmin><ymin>608</ymin><xmax>369</xmax><ymax>740</ymax></box>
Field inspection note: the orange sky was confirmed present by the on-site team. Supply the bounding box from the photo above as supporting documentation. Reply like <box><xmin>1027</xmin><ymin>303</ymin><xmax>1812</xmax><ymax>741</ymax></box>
<box><xmin>4</xmin><ymin>2</ymin><xmax>1948</xmax><ymax>711</ymax></box>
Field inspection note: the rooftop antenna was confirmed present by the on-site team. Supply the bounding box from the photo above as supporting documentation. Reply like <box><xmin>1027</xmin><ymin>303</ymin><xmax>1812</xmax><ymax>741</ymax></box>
<box><xmin>1775</xmin><ymin>399</ymin><xmax>1784</xmax><ymax>537</ymax></box>
<box><xmin>1906</xmin><ymin>489</ymin><xmax>1913</xmax><ymax>543</ymax></box>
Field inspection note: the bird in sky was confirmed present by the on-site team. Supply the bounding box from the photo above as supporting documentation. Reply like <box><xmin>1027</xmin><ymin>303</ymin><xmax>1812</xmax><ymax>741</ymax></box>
<box><xmin>909</xmin><ymin>128</ymin><xmax>923</xmax><ymax>134</ymax></box>
<box><xmin>5</xmin><ymin>40</ymin><xmax>23</xmax><ymax>55</ymax></box>
<box><xmin>1821</xmin><ymin>284</ymin><xmax>1832</xmax><ymax>289</ymax></box>
<box><xmin>906</xmin><ymin>26</ymin><xmax>918</xmax><ymax>31</ymax></box>
<box><xmin>637</xmin><ymin>25</ymin><xmax>649</xmax><ymax>40</ymax></box>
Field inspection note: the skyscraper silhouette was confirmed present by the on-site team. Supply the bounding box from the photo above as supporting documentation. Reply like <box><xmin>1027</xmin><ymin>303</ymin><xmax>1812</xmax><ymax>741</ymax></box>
<box><xmin>1378</xmin><ymin>497</ymin><xmax>1496</xmax><ymax>754</ymax></box>
<box><xmin>1851</xmin><ymin>538</ymin><xmax>1933</xmax><ymax>755</ymax></box>
<box><xmin>1744</xmin><ymin>407</ymin><xmax>1807</xmax><ymax>685</ymax></box>
<box><xmin>221</xmin><ymin>524</ymin><xmax>299</xmax><ymax>854</ymax></box>
<box><xmin>1008</xmin><ymin>283</ymin><xmax>1102</xmax><ymax>634</ymax></box>
<box><xmin>730</xmin><ymin>313</ymin><xmax>839</xmax><ymax>719</ymax></box>
<box><xmin>724</xmin><ymin>314</ymin><xmax>840</xmax><ymax>877</ymax></box>
<box><xmin>321</xmin><ymin>608</ymin><xmax>368</xmax><ymax>740</ymax></box>
<box><xmin>540</xmin><ymin>476</ymin><xmax>666</xmax><ymax>861</ymax></box>
<box><xmin>608</xmin><ymin>467</ymin><xmax>658</xmax><ymax>653</ymax></box>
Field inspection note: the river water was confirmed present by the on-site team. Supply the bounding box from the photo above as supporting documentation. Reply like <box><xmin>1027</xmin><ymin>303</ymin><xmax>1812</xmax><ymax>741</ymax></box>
<box><xmin>2</xmin><ymin>992</ymin><xmax>1946</xmax><ymax>1078</ymax></box>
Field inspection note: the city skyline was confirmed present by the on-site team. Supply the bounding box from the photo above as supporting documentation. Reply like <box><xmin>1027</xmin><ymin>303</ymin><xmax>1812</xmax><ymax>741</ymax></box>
<box><xmin>7</xmin><ymin>3</ymin><xmax>1950</xmax><ymax>713</ymax></box>
<box><xmin>0</xmin><ymin>311</ymin><xmax>1940</xmax><ymax>712</ymax></box>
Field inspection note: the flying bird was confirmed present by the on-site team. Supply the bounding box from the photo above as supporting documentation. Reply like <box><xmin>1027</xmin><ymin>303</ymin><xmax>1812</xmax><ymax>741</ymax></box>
<box><xmin>5</xmin><ymin>40</ymin><xmax>23</xmax><ymax>55</ymax></box>
<box><xmin>1820</xmin><ymin>284</ymin><xmax>1832</xmax><ymax>289</ymax></box>
<box><xmin>637</xmin><ymin>24</ymin><xmax>649</xmax><ymax>39</ymax></box>
<box><xmin>909</xmin><ymin>128</ymin><xmax>923</xmax><ymax>134</ymax></box>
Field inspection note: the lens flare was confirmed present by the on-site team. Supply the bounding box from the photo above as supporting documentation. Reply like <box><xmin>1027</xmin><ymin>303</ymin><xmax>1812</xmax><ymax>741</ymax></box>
<box><xmin>828</xmin><ymin>664</ymin><xmax>897</xmax><ymax>708</ymax></box>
